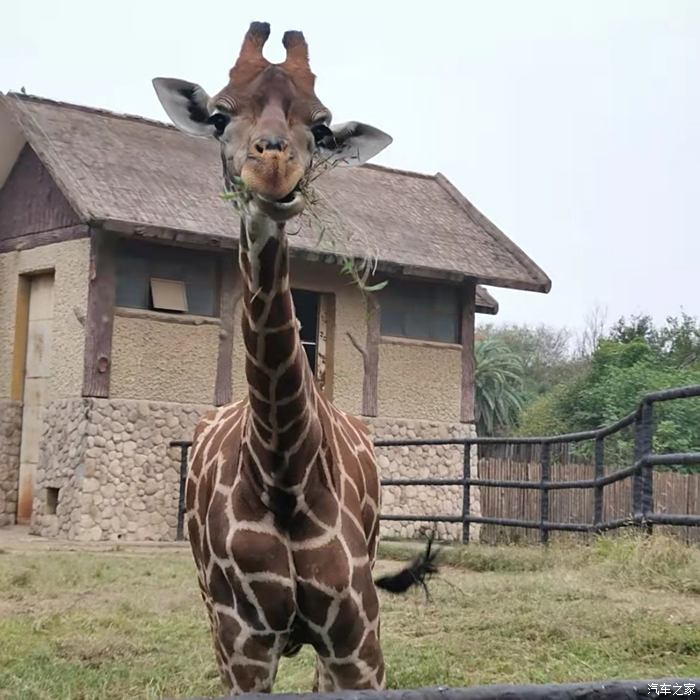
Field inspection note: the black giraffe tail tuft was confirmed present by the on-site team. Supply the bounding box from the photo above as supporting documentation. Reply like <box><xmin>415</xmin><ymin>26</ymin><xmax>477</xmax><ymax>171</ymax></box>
<box><xmin>374</xmin><ymin>534</ymin><xmax>440</xmax><ymax>599</ymax></box>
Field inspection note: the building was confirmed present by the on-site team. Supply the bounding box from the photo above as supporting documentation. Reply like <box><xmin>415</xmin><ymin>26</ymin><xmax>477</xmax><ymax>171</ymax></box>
<box><xmin>0</xmin><ymin>93</ymin><xmax>550</xmax><ymax>541</ymax></box>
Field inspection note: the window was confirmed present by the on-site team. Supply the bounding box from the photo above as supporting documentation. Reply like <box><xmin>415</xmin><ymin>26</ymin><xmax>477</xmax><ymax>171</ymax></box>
<box><xmin>150</xmin><ymin>278</ymin><xmax>188</xmax><ymax>313</ymax></box>
<box><xmin>380</xmin><ymin>280</ymin><xmax>461</xmax><ymax>344</ymax></box>
<box><xmin>291</xmin><ymin>289</ymin><xmax>320</xmax><ymax>374</ymax></box>
<box><xmin>46</xmin><ymin>487</ymin><xmax>59</xmax><ymax>515</ymax></box>
<box><xmin>115</xmin><ymin>240</ymin><xmax>219</xmax><ymax>317</ymax></box>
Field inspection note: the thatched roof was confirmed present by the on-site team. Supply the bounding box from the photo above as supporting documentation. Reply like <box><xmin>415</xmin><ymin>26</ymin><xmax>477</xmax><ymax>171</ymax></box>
<box><xmin>0</xmin><ymin>93</ymin><xmax>550</xmax><ymax>295</ymax></box>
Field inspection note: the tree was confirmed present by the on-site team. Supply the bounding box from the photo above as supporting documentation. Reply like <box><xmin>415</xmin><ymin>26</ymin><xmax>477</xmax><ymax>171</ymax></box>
<box><xmin>477</xmin><ymin>322</ymin><xmax>580</xmax><ymax>396</ymax></box>
<box><xmin>575</xmin><ymin>303</ymin><xmax>608</xmax><ymax>358</ymax></box>
<box><xmin>516</xmin><ymin>385</ymin><xmax>568</xmax><ymax>437</ymax></box>
<box><xmin>651</xmin><ymin>313</ymin><xmax>700</xmax><ymax>368</ymax></box>
<box><xmin>608</xmin><ymin>313</ymin><xmax>655</xmax><ymax>345</ymax></box>
<box><xmin>474</xmin><ymin>338</ymin><xmax>526</xmax><ymax>435</ymax></box>
<box><xmin>608</xmin><ymin>312</ymin><xmax>700</xmax><ymax>367</ymax></box>
<box><xmin>516</xmin><ymin>317</ymin><xmax>700</xmax><ymax>470</ymax></box>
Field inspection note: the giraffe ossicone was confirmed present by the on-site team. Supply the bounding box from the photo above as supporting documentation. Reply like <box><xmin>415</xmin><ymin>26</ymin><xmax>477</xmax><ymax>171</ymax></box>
<box><xmin>153</xmin><ymin>21</ymin><xmax>432</xmax><ymax>694</ymax></box>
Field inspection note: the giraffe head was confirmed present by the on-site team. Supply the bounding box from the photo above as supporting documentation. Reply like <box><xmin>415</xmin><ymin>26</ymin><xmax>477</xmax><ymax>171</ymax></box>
<box><xmin>153</xmin><ymin>22</ymin><xmax>392</xmax><ymax>221</ymax></box>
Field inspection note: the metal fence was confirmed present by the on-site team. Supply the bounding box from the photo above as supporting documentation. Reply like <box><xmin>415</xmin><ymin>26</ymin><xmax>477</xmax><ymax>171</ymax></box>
<box><xmin>182</xmin><ymin>678</ymin><xmax>700</xmax><ymax>700</ymax></box>
<box><xmin>171</xmin><ymin>384</ymin><xmax>700</xmax><ymax>543</ymax></box>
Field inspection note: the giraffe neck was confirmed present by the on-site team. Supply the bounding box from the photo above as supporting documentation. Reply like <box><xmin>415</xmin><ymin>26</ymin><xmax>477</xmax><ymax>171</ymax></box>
<box><xmin>239</xmin><ymin>206</ymin><xmax>322</xmax><ymax>486</ymax></box>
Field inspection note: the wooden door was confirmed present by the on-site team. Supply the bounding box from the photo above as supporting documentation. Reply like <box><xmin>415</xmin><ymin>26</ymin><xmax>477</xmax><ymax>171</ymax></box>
<box><xmin>17</xmin><ymin>273</ymin><xmax>54</xmax><ymax>523</ymax></box>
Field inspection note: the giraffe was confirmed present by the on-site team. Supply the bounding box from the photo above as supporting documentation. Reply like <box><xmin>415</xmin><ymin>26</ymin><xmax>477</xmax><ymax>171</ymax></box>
<box><xmin>152</xmin><ymin>22</ymin><xmax>435</xmax><ymax>694</ymax></box>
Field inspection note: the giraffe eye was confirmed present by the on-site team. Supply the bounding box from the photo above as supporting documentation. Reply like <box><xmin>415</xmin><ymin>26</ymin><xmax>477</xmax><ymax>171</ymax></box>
<box><xmin>208</xmin><ymin>112</ymin><xmax>230</xmax><ymax>136</ymax></box>
<box><xmin>311</xmin><ymin>123</ymin><xmax>336</xmax><ymax>149</ymax></box>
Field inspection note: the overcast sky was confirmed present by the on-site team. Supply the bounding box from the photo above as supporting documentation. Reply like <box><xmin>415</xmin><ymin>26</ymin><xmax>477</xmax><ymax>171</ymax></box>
<box><xmin>2</xmin><ymin>1</ymin><xmax>698</xmax><ymax>333</ymax></box>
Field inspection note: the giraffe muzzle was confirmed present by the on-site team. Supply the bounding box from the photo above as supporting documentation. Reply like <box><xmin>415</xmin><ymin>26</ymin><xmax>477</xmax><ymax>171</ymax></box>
<box><xmin>254</xmin><ymin>187</ymin><xmax>306</xmax><ymax>221</ymax></box>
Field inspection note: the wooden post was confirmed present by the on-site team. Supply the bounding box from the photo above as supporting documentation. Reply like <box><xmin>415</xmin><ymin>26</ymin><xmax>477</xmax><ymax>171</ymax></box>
<box><xmin>593</xmin><ymin>436</ymin><xmax>605</xmax><ymax>529</ymax></box>
<box><xmin>176</xmin><ymin>442</ymin><xmax>189</xmax><ymax>541</ymax></box>
<box><xmin>317</xmin><ymin>293</ymin><xmax>336</xmax><ymax>400</ymax></box>
<box><xmin>82</xmin><ymin>229</ymin><xmax>116</xmax><ymax>398</ymax></box>
<box><xmin>460</xmin><ymin>279</ymin><xmax>477</xmax><ymax>423</ymax></box>
<box><xmin>214</xmin><ymin>260</ymin><xmax>239</xmax><ymax>406</ymax></box>
<box><xmin>10</xmin><ymin>275</ymin><xmax>30</xmax><ymax>401</ymax></box>
<box><xmin>539</xmin><ymin>442</ymin><xmax>551</xmax><ymax>545</ymax></box>
<box><xmin>632</xmin><ymin>404</ymin><xmax>654</xmax><ymax>531</ymax></box>
<box><xmin>461</xmin><ymin>441</ymin><xmax>471</xmax><ymax>544</ymax></box>
<box><xmin>363</xmin><ymin>295</ymin><xmax>380</xmax><ymax>417</ymax></box>
<box><xmin>638</xmin><ymin>401</ymin><xmax>654</xmax><ymax>534</ymax></box>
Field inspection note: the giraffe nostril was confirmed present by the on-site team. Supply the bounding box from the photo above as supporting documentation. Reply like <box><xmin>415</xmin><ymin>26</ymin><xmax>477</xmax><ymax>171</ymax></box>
<box><xmin>253</xmin><ymin>137</ymin><xmax>289</xmax><ymax>154</ymax></box>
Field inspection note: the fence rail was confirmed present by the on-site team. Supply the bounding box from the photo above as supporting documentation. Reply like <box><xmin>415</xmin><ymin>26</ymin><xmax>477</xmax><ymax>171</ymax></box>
<box><xmin>185</xmin><ymin>678</ymin><xmax>700</xmax><ymax>700</ymax></box>
<box><xmin>375</xmin><ymin>384</ymin><xmax>700</xmax><ymax>544</ymax></box>
<box><xmin>170</xmin><ymin>385</ymin><xmax>700</xmax><ymax>543</ymax></box>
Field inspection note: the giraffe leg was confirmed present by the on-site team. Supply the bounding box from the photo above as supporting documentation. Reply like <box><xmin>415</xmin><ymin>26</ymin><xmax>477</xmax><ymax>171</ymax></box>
<box><xmin>214</xmin><ymin>612</ymin><xmax>284</xmax><ymax>694</ymax></box>
<box><xmin>314</xmin><ymin>609</ymin><xmax>385</xmax><ymax>691</ymax></box>
<box><xmin>316</xmin><ymin>634</ymin><xmax>385</xmax><ymax>690</ymax></box>
<box><xmin>198</xmin><ymin>586</ymin><xmax>229</xmax><ymax>685</ymax></box>
<box><xmin>312</xmin><ymin>658</ymin><xmax>320</xmax><ymax>692</ymax></box>
<box><xmin>313</xmin><ymin>654</ymin><xmax>336</xmax><ymax>692</ymax></box>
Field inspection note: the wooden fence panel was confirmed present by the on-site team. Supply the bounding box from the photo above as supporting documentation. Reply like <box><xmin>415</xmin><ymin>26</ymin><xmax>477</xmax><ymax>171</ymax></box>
<box><xmin>653</xmin><ymin>471</ymin><xmax>700</xmax><ymax>544</ymax></box>
<box><xmin>478</xmin><ymin>458</ymin><xmax>697</xmax><ymax>545</ymax></box>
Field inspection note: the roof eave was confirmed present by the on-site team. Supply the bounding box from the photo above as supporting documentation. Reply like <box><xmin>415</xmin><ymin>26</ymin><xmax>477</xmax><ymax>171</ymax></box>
<box><xmin>434</xmin><ymin>172</ymin><xmax>552</xmax><ymax>294</ymax></box>
<box><xmin>475</xmin><ymin>303</ymin><xmax>498</xmax><ymax>316</ymax></box>
<box><xmin>94</xmin><ymin>217</ymin><xmax>237</xmax><ymax>250</ymax></box>
<box><xmin>475</xmin><ymin>286</ymin><xmax>499</xmax><ymax>315</ymax></box>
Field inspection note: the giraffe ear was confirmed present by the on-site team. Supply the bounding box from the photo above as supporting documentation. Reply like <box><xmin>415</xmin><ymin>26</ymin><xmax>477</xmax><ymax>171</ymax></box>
<box><xmin>319</xmin><ymin>122</ymin><xmax>392</xmax><ymax>166</ymax></box>
<box><xmin>152</xmin><ymin>78</ymin><xmax>216</xmax><ymax>138</ymax></box>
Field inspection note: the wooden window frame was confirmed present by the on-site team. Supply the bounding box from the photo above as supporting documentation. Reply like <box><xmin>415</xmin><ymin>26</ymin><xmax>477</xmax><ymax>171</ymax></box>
<box><xmin>114</xmin><ymin>239</ymin><xmax>222</xmax><ymax>319</ymax></box>
<box><xmin>378</xmin><ymin>279</ymin><xmax>462</xmax><ymax>346</ymax></box>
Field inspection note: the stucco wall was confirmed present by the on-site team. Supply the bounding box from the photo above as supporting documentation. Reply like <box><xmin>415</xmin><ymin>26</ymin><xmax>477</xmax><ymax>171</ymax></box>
<box><xmin>378</xmin><ymin>340</ymin><xmax>462</xmax><ymax>422</ymax></box>
<box><xmin>232</xmin><ymin>259</ymin><xmax>367</xmax><ymax>414</ymax></box>
<box><xmin>0</xmin><ymin>238</ymin><xmax>89</xmax><ymax>400</ymax></box>
<box><xmin>110</xmin><ymin>312</ymin><xmax>219</xmax><ymax>404</ymax></box>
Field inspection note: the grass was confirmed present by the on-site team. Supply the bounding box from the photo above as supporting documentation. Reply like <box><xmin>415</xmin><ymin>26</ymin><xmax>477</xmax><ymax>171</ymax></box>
<box><xmin>0</xmin><ymin>535</ymin><xmax>698</xmax><ymax>699</ymax></box>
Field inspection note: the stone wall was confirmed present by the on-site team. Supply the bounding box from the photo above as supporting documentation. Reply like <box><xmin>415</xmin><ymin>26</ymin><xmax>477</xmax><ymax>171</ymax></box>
<box><xmin>366</xmin><ymin>417</ymin><xmax>480</xmax><ymax>542</ymax></box>
<box><xmin>24</xmin><ymin>395</ymin><xmax>479</xmax><ymax>543</ymax></box>
<box><xmin>31</xmin><ymin>398</ymin><xmax>211</xmax><ymax>541</ymax></box>
<box><xmin>0</xmin><ymin>399</ymin><xmax>22</xmax><ymax>526</ymax></box>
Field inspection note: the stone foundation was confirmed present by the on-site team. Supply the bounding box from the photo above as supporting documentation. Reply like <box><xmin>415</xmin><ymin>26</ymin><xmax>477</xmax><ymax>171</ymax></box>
<box><xmin>366</xmin><ymin>418</ymin><xmax>480</xmax><ymax>542</ymax></box>
<box><xmin>18</xmin><ymin>398</ymin><xmax>479</xmax><ymax>542</ymax></box>
<box><xmin>0</xmin><ymin>400</ymin><xmax>22</xmax><ymax>526</ymax></box>
<box><xmin>31</xmin><ymin>398</ymin><xmax>210</xmax><ymax>540</ymax></box>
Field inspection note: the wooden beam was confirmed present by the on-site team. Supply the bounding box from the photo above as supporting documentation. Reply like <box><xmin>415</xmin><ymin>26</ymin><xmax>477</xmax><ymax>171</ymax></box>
<box><xmin>0</xmin><ymin>224</ymin><xmax>89</xmax><ymax>254</ymax></box>
<box><xmin>82</xmin><ymin>229</ymin><xmax>116</xmax><ymax>398</ymax></box>
<box><xmin>317</xmin><ymin>293</ymin><xmax>336</xmax><ymax>401</ymax></box>
<box><xmin>460</xmin><ymin>279</ymin><xmax>477</xmax><ymax>423</ymax></box>
<box><xmin>346</xmin><ymin>294</ymin><xmax>379</xmax><ymax>416</ymax></box>
<box><xmin>10</xmin><ymin>275</ymin><xmax>30</xmax><ymax>401</ymax></box>
<box><xmin>214</xmin><ymin>260</ymin><xmax>239</xmax><ymax>406</ymax></box>
<box><xmin>364</xmin><ymin>295</ymin><xmax>380</xmax><ymax>417</ymax></box>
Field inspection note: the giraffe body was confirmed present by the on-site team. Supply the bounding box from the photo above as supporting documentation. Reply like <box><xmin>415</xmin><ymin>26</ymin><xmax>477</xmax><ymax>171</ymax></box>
<box><xmin>187</xmin><ymin>399</ymin><xmax>384</xmax><ymax>692</ymax></box>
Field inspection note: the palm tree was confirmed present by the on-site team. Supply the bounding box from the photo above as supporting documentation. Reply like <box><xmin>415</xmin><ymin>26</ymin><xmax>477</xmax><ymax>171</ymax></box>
<box><xmin>474</xmin><ymin>338</ymin><xmax>526</xmax><ymax>435</ymax></box>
